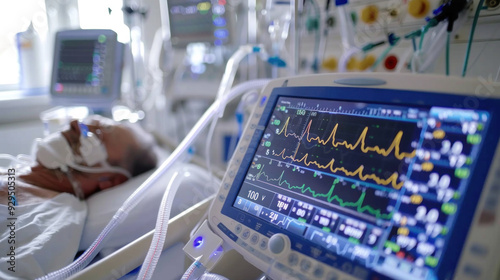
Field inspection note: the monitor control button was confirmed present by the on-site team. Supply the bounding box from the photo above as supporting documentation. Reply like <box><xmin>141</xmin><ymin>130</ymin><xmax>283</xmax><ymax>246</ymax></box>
<box><xmin>299</xmin><ymin>259</ymin><xmax>312</xmax><ymax>273</ymax></box>
<box><xmin>268</xmin><ymin>233</ymin><xmax>290</xmax><ymax>256</ymax></box>
<box><xmin>241</xmin><ymin>229</ymin><xmax>251</xmax><ymax>240</ymax></box>
<box><xmin>470</xmin><ymin>243</ymin><xmax>489</xmax><ymax>257</ymax></box>
<box><xmin>313</xmin><ymin>265</ymin><xmax>325</xmax><ymax>278</ymax></box>
<box><xmin>325</xmin><ymin>270</ymin><xmax>339</xmax><ymax>280</ymax></box>
<box><xmin>288</xmin><ymin>253</ymin><xmax>299</xmax><ymax>266</ymax></box>
<box><xmin>235</xmin><ymin>224</ymin><xmax>242</xmax><ymax>234</ymax></box>
<box><xmin>463</xmin><ymin>264</ymin><xmax>482</xmax><ymax>277</ymax></box>
<box><xmin>259</xmin><ymin>238</ymin><xmax>268</xmax><ymax>250</ymax></box>
<box><xmin>250</xmin><ymin>233</ymin><xmax>259</xmax><ymax>245</ymax></box>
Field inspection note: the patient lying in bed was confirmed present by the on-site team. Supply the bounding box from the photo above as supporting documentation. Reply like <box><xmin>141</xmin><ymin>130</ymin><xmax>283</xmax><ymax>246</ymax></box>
<box><xmin>0</xmin><ymin>116</ymin><xmax>158</xmax><ymax>279</ymax></box>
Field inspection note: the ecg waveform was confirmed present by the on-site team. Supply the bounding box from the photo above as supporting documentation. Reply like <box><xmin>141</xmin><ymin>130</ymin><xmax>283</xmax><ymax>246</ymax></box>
<box><xmin>255</xmin><ymin>165</ymin><xmax>393</xmax><ymax>220</ymax></box>
<box><xmin>269</xmin><ymin>114</ymin><xmax>418</xmax><ymax>190</ymax></box>
<box><xmin>273</xmin><ymin>149</ymin><xmax>403</xmax><ymax>189</ymax></box>
<box><xmin>277</xmin><ymin>117</ymin><xmax>416</xmax><ymax>160</ymax></box>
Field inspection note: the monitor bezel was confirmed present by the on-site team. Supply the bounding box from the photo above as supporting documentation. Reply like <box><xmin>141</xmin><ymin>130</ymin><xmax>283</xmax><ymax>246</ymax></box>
<box><xmin>49</xmin><ymin>29</ymin><xmax>123</xmax><ymax>110</ymax></box>
<box><xmin>217</xmin><ymin>84</ymin><xmax>500</xmax><ymax>280</ymax></box>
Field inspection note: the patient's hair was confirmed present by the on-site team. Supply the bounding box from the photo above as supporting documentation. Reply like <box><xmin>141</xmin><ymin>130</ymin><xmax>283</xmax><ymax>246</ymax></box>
<box><xmin>122</xmin><ymin>122</ymin><xmax>158</xmax><ymax>176</ymax></box>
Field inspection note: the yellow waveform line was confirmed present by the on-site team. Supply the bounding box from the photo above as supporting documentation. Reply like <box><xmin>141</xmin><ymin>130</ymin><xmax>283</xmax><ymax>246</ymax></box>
<box><xmin>277</xmin><ymin>117</ymin><xmax>416</xmax><ymax>160</ymax></box>
<box><xmin>274</xmin><ymin>149</ymin><xmax>403</xmax><ymax>189</ymax></box>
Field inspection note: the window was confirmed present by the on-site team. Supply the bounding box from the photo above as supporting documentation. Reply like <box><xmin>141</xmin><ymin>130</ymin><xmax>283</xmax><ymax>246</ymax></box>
<box><xmin>0</xmin><ymin>1</ymin><xmax>47</xmax><ymax>89</ymax></box>
<box><xmin>0</xmin><ymin>0</ymin><xmax>127</xmax><ymax>91</ymax></box>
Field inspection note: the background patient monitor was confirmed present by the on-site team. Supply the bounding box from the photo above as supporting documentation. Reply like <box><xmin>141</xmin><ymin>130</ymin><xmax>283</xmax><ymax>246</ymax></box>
<box><xmin>160</xmin><ymin>0</ymin><xmax>232</xmax><ymax>48</ymax></box>
<box><xmin>208</xmin><ymin>74</ymin><xmax>500</xmax><ymax>280</ymax></box>
<box><xmin>49</xmin><ymin>29</ymin><xmax>123</xmax><ymax>110</ymax></box>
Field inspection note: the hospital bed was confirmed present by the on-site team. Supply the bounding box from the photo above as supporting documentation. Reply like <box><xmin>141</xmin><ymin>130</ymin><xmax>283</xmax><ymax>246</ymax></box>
<box><xmin>64</xmin><ymin>72</ymin><xmax>500</xmax><ymax>280</ymax></box>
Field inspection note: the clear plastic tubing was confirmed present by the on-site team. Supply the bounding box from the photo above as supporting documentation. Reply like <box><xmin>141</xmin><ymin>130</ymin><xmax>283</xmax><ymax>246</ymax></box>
<box><xmin>336</xmin><ymin>3</ymin><xmax>355</xmax><ymax>51</ymax></box>
<box><xmin>198</xmin><ymin>274</ymin><xmax>229</xmax><ymax>280</ymax></box>
<box><xmin>215</xmin><ymin>45</ymin><xmax>268</xmax><ymax>117</ymax></box>
<box><xmin>37</xmin><ymin>77</ymin><xmax>271</xmax><ymax>280</ymax></box>
<box><xmin>181</xmin><ymin>261</ymin><xmax>229</xmax><ymax>280</ymax></box>
<box><xmin>415</xmin><ymin>21</ymin><xmax>448</xmax><ymax>73</ymax></box>
<box><xmin>137</xmin><ymin>164</ymin><xmax>207</xmax><ymax>280</ymax></box>
<box><xmin>0</xmin><ymin>154</ymin><xmax>32</xmax><ymax>166</ymax></box>
<box><xmin>336</xmin><ymin>2</ymin><xmax>360</xmax><ymax>72</ymax></box>
<box><xmin>182</xmin><ymin>261</ymin><xmax>206</xmax><ymax>280</ymax></box>
<box><xmin>416</xmin><ymin>9</ymin><xmax>467</xmax><ymax>73</ymax></box>
<box><xmin>139</xmin><ymin>83</ymin><xmax>268</xmax><ymax>280</ymax></box>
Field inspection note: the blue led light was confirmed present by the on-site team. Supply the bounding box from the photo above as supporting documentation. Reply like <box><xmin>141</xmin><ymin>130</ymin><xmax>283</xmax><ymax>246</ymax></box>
<box><xmin>213</xmin><ymin>17</ymin><xmax>226</xmax><ymax>27</ymax></box>
<box><xmin>260</xmin><ymin>96</ymin><xmax>267</xmax><ymax>106</ymax></box>
<box><xmin>214</xmin><ymin>29</ymin><xmax>229</xmax><ymax>39</ymax></box>
<box><xmin>193</xmin><ymin>236</ymin><xmax>204</xmax><ymax>248</ymax></box>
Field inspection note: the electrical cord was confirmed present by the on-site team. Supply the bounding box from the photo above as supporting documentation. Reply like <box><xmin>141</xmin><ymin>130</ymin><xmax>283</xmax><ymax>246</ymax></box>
<box><xmin>462</xmin><ymin>0</ymin><xmax>485</xmax><ymax>77</ymax></box>
<box><xmin>446</xmin><ymin>31</ymin><xmax>451</xmax><ymax>76</ymax></box>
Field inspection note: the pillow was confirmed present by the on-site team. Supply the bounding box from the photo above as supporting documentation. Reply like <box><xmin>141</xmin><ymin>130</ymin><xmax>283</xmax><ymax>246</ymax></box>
<box><xmin>79</xmin><ymin>159</ymin><xmax>219</xmax><ymax>251</ymax></box>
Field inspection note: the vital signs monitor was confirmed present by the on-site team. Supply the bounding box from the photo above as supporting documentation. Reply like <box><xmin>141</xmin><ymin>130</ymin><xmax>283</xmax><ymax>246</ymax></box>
<box><xmin>208</xmin><ymin>73</ymin><xmax>500</xmax><ymax>280</ymax></box>
<box><xmin>50</xmin><ymin>29</ymin><xmax>123</xmax><ymax>109</ymax></box>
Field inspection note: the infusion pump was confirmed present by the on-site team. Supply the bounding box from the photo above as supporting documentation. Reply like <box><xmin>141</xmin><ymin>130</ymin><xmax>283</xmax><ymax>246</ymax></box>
<box><xmin>207</xmin><ymin>73</ymin><xmax>500</xmax><ymax>280</ymax></box>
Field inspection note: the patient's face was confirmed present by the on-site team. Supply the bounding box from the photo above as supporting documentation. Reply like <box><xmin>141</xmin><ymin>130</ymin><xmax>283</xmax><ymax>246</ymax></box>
<box><xmin>61</xmin><ymin>117</ymin><xmax>140</xmax><ymax>170</ymax></box>
<box><xmin>24</xmin><ymin>116</ymin><xmax>152</xmax><ymax>198</ymax></box>
<box><xmin>54</xmin><ymin>117</ymin><xmax>143</xmax><ymax>196</ymax></box>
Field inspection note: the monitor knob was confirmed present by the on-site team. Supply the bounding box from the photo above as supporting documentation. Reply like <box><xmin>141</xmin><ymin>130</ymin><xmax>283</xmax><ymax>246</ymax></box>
<box><xmin>268</xmin><ymin>233</ymin><xmax>291</xmax><ymax>258</ymax></box>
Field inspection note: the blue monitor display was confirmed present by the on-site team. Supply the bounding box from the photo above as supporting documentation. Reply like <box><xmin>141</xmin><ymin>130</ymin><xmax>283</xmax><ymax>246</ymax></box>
<box><xmin>211</xmin><ymin>77</ymin><xmax>500</xmax><ymax>280</ymax></box>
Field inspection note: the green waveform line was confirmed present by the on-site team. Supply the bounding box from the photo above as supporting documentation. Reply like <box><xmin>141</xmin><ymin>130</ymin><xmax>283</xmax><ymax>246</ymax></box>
<box><xmin>256</xmin><ymin>166</ymin><xmax>393</xmax><ymax>220</ymax></box>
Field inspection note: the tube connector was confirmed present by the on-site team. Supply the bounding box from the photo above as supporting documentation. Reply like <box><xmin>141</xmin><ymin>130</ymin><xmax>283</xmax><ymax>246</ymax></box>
<box><xmin>388</xmin><ymin>33</ymin><xmax>400</xmax><ymax>46</ymax></box>
<box><xmin>183</xmin><ymin>220</ymin><xmax>224</xmax><ymax>271</ymax></box>
<box><xmin>361</xmin><ymin>41</ymin><xmax>385</xmax><ymax>52</ymax></box>
<box><xmin>268</xmin><ymin>56</ymin><xmax>287</xmax><ymax>67</ymax></box>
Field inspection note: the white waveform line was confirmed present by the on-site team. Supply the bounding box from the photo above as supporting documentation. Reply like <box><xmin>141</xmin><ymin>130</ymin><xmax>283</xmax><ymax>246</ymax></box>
<box><xmin>274</xmin><ymin>216</ymin><xmax>306</xmax><ymax>230</ymax></box>
<box><xmin>309</xmin><ymin>229</ymin><xmax>350</xmax><ymax>257</ymax></box>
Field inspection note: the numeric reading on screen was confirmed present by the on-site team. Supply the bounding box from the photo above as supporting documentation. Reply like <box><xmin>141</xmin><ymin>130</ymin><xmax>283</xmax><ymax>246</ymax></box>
<box><xmin>233</xmin><ymin>96</ymin><xmax>489</xmax><ymax>279</ymax></box>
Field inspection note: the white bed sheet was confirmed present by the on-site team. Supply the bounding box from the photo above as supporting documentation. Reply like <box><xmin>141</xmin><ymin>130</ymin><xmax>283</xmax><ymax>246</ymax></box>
<box><xmin>80</xmin><ymin>160</ymin><xmax>219</xmax><ymax>254</ymax></box>
<box><xmin>0</xmin><ymin>147</ymin><xmax>218</xmax><ymax>279</ymax></box>
<box><xmin>0</xmin><ymin>193</ymin><xmax>87</xmax><ymax>280</ymax></box>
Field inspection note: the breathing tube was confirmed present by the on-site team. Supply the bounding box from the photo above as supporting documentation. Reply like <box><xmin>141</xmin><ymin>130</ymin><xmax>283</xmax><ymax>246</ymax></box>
<box><xmin>181</xmin><ymin>261</ymin><xmax>229</xmax><ymax>280</ymax></box>
<box><xmin>37</xmin><ymin>46</ymin><xmax>271</xmax><ymax>280</ymax></box>
<box><xmin>138</xmin><ymin>83</ymin><xmax>270</xmax><ymax>280</ymax></box>
<box><xmin>136</xmin><ymin>164</ymin><xmax>213</xmax><ymax>280</ymax></box>
<box><xmin>0</xmin><ymin>154</ymin><xmax>33</xmax><ymax>173</ymax></box>
<box><xmin>33</xmin><ymin>122</ymin><xmax>132</xmax><ymax>179</ymax></box>
<box><xmin>137</xmin><ymin>45</ymin><xmax>270</xmax><ymax>280</ymax></box>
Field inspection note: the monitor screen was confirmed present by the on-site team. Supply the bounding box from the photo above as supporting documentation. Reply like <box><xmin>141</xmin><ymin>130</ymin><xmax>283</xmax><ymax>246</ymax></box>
<box><xmin>213</xmin><ymin>79</ymin><xmax>500</xmax><ymax>280</ymax></box>
<box><xmin>55</xmin><ymin>39</ymin><xmax>107</xmax><ymax>86</ymax></box>
<box><xmin>50</xmin><ymin>29</ymin><xmax>123</xmax><ymax>109</ymax></box>
<box><xmin>164</xmin><ymin>0</ymin><xmax>231</xmax><ymax>47</ymax></box>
